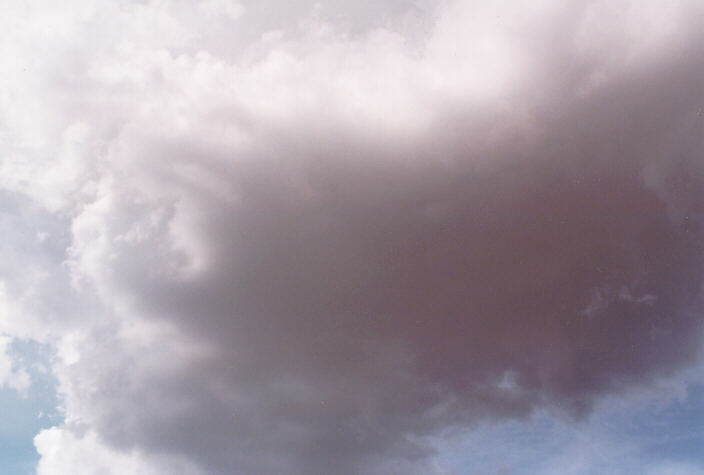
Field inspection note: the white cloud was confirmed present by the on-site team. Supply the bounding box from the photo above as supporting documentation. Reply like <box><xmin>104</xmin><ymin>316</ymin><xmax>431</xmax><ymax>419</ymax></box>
<box><xmin>34</xmin><ymin>427</ymin><xmax>204</xmax><ymax>475</ymax></box>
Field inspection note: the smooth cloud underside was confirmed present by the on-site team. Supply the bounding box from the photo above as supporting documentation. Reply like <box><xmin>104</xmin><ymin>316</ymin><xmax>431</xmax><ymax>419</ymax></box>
<box><xmin>1</xmin><ymin>1</ymin><xmax>704</xmax><ymax>474</ymax></box>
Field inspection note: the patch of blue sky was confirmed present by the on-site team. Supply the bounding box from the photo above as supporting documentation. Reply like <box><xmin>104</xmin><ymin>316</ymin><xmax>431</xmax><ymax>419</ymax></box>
<box><xmin>434</xmin><ymin>375</ymin><xmax>704</xmax><ymax>474</ymax></box>
<box><xmin>635</xmin><ymin>382</ymin><xmax>704</xmax><ymax>468</ymax></box>
<box><xmin>0</xmin><ymin>339</ymin><xmax>61</xmax><ymax>475</ymax></box>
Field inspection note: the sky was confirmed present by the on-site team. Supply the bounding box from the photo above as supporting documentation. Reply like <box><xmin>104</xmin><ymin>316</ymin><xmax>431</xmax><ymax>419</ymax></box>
<box><xmin>1</xmin><ymin>0</ymin><xmax>704</xmax><ymax>474</ymax></box>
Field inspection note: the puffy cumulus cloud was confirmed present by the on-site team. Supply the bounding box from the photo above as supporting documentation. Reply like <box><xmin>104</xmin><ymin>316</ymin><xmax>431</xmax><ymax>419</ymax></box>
<box><xmin>0</xmin><ymin>0</ymin><xmax>702</xmax><ymax>473</ymax></box>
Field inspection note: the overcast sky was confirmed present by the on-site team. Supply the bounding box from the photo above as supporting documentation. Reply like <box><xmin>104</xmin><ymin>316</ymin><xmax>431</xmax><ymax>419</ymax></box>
<box><xmin>2</xmin><ymin>1</ymin><xmax>704</xmax><ymax>474</ymax></box>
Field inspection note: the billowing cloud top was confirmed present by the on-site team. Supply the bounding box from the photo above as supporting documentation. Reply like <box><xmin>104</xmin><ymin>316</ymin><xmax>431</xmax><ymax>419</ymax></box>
<box><xmin>1</xmin><ymin>1</ymin><xmax>704</xmax><ymax>474</ymax></box>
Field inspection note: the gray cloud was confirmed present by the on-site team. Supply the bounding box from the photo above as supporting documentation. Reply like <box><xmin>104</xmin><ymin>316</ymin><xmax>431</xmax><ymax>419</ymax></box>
<box><xmin>2</xmin><ymin>0</ymin><xmax>704</xmax><ymax>473</ymax></box>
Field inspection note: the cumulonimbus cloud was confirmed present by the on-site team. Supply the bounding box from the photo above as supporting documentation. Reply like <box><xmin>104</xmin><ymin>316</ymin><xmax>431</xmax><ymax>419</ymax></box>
<box><xmin>1</xmin><ymin>0</ymin><xmax>704</xmax><ymax>473</ymax></box>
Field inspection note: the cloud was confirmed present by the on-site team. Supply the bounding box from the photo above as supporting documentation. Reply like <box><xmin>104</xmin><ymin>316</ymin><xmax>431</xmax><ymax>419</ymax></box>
<box><xmin>34</xmin><ymin>427</ymin><xmax>204</xmax><ymax>475</ymax></box>
<box><xmin>0</xmin><ymin>0</ymin><xmax>703</xmax><ymax>473</ymax></box>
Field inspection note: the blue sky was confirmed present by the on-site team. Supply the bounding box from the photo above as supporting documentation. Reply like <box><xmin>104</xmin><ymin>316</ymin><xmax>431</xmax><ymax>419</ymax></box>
<box><xmin>0</xmin><ymin>341</ymin><xmax>58</xmax><ymax>475</ymax></box>
<box><xmin>435</xmin><ymin>380</ymin><xmax>704</xmax><ymax>474</ymax></box>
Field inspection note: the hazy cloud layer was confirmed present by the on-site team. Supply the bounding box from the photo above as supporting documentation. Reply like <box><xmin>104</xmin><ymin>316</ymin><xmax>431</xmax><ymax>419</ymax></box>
<box><xmin>1</xmin><ymin>0</ymin><xmax>704</xmax><ymax>473</ymax></box>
